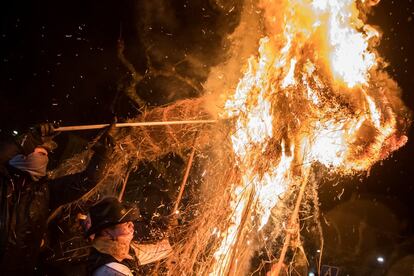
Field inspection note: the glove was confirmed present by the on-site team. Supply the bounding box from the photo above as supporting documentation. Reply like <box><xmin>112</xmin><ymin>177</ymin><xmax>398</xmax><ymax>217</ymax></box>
<box><xmin>31</xmin><ymin>122</ymin><xmax>61</xmax><ymax>137</ymax></box>
<box><xmin>38</xmin><ymin>123</ymin><xmax>56</xmax><ymax>137</ymax></box>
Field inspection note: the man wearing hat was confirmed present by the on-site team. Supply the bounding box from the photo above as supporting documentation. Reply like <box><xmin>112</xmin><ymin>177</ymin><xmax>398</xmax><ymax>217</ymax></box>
<box><xmin>0</xmin><ymin>123</ymin><xmax>113</xmax><ymax>275</ymax></box>
<box><xmin>87</xmin><ymin>197</ymin><xmax>172</xmax><ymax>276</ymax></box>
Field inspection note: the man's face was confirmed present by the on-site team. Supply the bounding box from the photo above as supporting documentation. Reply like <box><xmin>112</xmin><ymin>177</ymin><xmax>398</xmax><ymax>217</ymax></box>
<box><xmin>106</xmin><ymin>221</ymin><xmax>135</xmax><ymax>243</ymax></box>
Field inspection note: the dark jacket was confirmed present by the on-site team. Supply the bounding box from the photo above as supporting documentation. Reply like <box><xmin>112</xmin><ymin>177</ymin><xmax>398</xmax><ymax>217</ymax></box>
<box><xmin>0</xmin><ymin>142</ymin><xmax>110</xmax><ymax>275</ymax></box>
<box><xmin>87</xmin><ymin>247</ymin><xmax>139</xmax><ymax>276</ymax></box>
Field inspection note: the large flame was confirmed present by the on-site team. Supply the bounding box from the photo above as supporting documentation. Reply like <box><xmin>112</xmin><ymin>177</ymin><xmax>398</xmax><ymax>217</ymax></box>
<box><xmin>211</xmin><ymin>0</ymin><xmax>407</xmax><ymax>274</ymax></box>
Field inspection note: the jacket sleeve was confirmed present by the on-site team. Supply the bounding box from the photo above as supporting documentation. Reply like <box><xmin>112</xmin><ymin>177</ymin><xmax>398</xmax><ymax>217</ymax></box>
<box><xmin>48</xmin><ymin>146</ymin><xmax>111</xmax><ymax>210</ymax></box>
<box><xmin>93</xmin><ymin>262</ymin><xmax>133</xmax><ymax>276</ymax></box>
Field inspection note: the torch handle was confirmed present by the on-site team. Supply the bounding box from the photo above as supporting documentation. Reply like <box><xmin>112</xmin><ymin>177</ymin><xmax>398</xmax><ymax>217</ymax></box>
<box><xmin>54</xmin><ymin>119</ymin><xmax>217</xmax><ymax>132</ymax></box>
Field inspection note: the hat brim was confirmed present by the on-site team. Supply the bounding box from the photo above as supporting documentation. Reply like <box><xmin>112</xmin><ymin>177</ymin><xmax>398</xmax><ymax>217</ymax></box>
<box><xmin>86</xmin><ymin>206</ymin><xmax>142</xmax><ymax>237</ymax></box>
<box><xmin>119</xmin><ymin>206</ymin><xmax>142</xmax><ymax>224</ymax></box>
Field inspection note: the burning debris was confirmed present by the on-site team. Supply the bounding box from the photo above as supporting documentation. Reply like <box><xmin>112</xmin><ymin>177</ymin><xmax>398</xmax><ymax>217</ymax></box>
<box><xmin>48</xmin><ymin>0</ymin><xmax>409</xmax><ymax>275</ymax></box>
<box><xmin>210</xmin><ymin>0</ymin><xmax>410</xmax><ymax>274</ymax></box>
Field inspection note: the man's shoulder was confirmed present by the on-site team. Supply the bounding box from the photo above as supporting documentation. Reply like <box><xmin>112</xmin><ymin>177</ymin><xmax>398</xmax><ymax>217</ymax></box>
<box><xmin>93</xmin><ymin>262</ymin><xmax>133</xmax><ymax>276</ymax></box>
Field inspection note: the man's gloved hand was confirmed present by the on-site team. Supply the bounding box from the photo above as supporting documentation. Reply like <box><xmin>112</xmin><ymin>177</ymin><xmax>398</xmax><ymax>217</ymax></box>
<box><xmin>29</xmin><ymin>122</ymin><xmax>59</xmax><ymax>139</ymax></box>
<box><xmin>37</xmin><ymin>123</ymin><xmax>56</xmax><ymax>137</ymax></box>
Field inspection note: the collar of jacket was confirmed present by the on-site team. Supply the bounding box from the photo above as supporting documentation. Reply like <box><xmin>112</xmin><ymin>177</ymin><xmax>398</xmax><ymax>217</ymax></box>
<box><xmin>92</xmin><ymin>236</ymin><xmax>135</xmax><ymax>263</ymax></box>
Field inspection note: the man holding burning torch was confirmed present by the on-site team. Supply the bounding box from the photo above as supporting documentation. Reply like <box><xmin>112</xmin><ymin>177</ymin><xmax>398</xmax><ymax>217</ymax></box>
<box><xmin>0</xmin><ymin>123</ymin><xmax>113</xmax><ymax>275</ymax></box>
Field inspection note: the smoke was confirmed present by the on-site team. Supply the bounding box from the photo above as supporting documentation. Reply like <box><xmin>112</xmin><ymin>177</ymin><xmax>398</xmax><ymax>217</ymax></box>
<box><xmin>123</xmin><ymin>0</ymin><xmax>245</xmax><ymax>106</ymax></box>
<box><xmin>203</xmin><ymin>0</ymin><xmax>264</xmax><ymax>116</ymax></box>
<box><xmin>138</xmin><ymin>0</ymin><xmax>179</xmax><ymax>30</ymax></box>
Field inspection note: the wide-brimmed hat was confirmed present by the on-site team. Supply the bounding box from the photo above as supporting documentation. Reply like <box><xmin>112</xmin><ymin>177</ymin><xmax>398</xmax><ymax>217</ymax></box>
<box><xmin>86</xmin><ymin>197</ymin><xmax>142</xmax><ymax>236</ymax></box>
<box><xmin>15</xmin><ymin>131</ymin><xmax>58</xmax><ymax>155</ymax></box>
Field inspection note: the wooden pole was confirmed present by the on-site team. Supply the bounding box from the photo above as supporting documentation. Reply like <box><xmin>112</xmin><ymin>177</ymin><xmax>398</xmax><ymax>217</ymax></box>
<box><xmin>54</xmin><ymin>120</ymin><xmax>217</xmax><ymax>132</ymax></box>
<box><xmin>271</xmin><ymin>168</ymin><xmax>311</xmax><ymax>276</ymax></box>
<box><xmin>157</xmin><ymin>133</ymin><xmax>198</xmax><ymax>276</ymax></box>
<box><xmin>172</xmin><ymin>133</ymin><xmax>198</xmax><ymax>215</ymax></box>
<box><xmin>118</xmin><ymin>166</ymin><xmax>132</xmax><ymax>202</ymax></box>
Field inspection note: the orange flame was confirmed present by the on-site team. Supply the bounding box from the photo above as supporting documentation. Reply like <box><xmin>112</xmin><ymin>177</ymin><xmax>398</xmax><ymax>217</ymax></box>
<box><xmin>211</xmin><ymin>0</ymin><xmax>407</xmax><ymax>274</ymax></box>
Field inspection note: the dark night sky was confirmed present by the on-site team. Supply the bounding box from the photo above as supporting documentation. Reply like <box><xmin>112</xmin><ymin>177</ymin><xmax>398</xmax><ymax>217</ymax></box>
<box><xmin>1</xmin><ymin>0</ymin><xmax>413</xmax><ymax>272</ymax></box>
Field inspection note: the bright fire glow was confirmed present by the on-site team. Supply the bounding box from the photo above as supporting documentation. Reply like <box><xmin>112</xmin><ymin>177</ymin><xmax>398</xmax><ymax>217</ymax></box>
<box><xmin>211</xmin><ymin>0</ymin><xmax>407</xmax><ymax>274</ymax></box>
<box><xmin>312</xmin><ymin>0</ymin><xmax>377</xmax><ymax>87</ymax></box>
